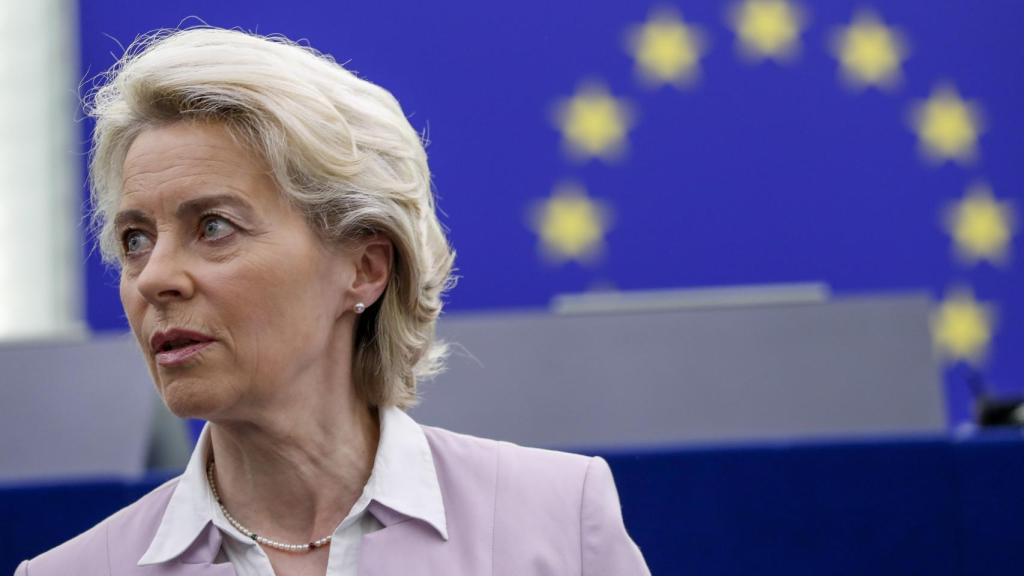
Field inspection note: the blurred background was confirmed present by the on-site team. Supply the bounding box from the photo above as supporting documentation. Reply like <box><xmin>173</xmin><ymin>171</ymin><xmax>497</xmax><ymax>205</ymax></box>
<box><xmin>2</xmin><ymin>0</ymin><xmax>1023</xmax><ymax>574</ymax></box>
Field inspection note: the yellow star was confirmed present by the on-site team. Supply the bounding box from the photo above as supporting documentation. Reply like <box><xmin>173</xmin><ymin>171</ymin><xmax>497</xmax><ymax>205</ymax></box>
<box><xmin>728</xmin><ymin>0</ymin><xmax>806</xmax><ymax>62</ymax></box>
<box><xmin>944</xmin><ymin>183</ymin><xmax>1016</xmax><ymax>266</ymax></box>
<box><xmin>830</xmin><ymin>9</ymin><xmax>908</xmax><ymax>90</ymax></box>
<box><xmin>910</xmin><ymin>84</ymin><xmax>984</xmax><ymax>164</ymax></box>
<box><xmin>625</xmin><ymin>7</ymin><xmax>708</xmax><ymax>88</ymax></box>
<box><xmin>552</xmin><ymin>82</ymin><xmax>634</xmax><ymax>162</ymax></box>
<box><xmin>529</xmin><ymin>183</ymin><xmax>612</xmax><ymax>264</ymax></box>
<box><xmin>932</xmin><ymin>288</ymin><xmax>995</xmax><ymax>365</ymax></box>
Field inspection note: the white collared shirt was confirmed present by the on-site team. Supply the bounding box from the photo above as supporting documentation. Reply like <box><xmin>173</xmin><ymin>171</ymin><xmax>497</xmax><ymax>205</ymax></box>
<box><xmin>138</xmin><ymin>406</ymin><xmax>448</xmax><ymax>575</ymax></box>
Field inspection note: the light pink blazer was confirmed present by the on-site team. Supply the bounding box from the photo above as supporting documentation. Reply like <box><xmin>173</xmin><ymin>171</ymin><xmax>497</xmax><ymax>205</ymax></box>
<box><xmin>15</xmin><ymin>424</ymin><xmax>650</xmax><ymax>575</ymax></box>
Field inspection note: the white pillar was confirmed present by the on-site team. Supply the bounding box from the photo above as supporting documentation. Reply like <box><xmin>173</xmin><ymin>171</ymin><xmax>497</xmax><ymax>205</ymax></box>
<box><xmin>0</xmin><ymin>0</ymin><xmax>84</xmax><ymax>340</ymax></box>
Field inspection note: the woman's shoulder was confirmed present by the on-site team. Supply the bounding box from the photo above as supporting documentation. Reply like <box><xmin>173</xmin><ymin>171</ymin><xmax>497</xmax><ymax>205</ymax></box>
<box><xmin>16</xmin><ymin>476</ymin><xmax>181</xmax><ymax>576</ymax></box>
<box><xmin>420</xmin><ymin>424</ymin><xmax>649</xmax><ymax>575</ymax></box>
<box><xmin>421</xmin><ymin>423</ymin><xmax>595</xmax><ymax>484</ymax></box>
<box><xmin>420</xmin><ymin>424</ymin><xmax>599</xmax><ymax>516</ymax></box>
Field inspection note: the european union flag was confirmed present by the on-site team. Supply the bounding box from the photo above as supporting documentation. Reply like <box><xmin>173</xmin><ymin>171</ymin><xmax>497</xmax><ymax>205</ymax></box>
<box><xmin>82</xmin><ymin>1</ymin><xmax>1023</xmax><ymax>427</ymax></box>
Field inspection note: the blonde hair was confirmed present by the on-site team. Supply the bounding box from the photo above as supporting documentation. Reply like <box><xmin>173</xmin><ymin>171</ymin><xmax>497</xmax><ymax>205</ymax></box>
<box><xmin>86</xmin><ymin>27</ymin><xmax>456</xmax><ymax>409</ymax></box>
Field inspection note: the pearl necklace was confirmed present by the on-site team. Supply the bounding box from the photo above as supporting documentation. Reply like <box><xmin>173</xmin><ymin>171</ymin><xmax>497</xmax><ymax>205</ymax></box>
<box><xmin>206</xmin><ymin>459</ymin><xmax>332</xmax><ymax>553</ymax></box>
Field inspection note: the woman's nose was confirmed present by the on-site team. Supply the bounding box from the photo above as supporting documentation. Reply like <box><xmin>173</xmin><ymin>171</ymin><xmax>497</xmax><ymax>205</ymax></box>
<box><xmin>134</xmin><ymin>240</ymin><xmax>195</xmax><ymax>303</ymax></box>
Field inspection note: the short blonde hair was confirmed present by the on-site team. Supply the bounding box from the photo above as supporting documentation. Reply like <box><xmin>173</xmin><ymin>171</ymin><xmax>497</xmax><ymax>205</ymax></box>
<box><xmin>87</xmin><ymin>27</ymin><xmax>456</xmax><ymax>409</ymax></box>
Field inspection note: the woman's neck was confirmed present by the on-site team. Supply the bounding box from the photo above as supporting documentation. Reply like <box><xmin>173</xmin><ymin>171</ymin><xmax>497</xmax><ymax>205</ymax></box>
<box><xmin>207</xmin><ymin>395</ymin><xmax>380</xmax><ymax>544</ymax></box>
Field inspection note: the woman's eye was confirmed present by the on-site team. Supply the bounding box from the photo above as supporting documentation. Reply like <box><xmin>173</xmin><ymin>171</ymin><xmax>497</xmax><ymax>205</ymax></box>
<box><xmin>200</xmin><ymin>215</ymin><xmax>236</xmax><ymax>241</ymax></box>
<box><xmin>122</xmin><ymin>230</ymin><xmax>151</xmax><ymax>256</ymax></box>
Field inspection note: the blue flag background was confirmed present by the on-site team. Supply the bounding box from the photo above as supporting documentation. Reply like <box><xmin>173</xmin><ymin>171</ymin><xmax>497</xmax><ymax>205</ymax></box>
<box><xmin>79</xmin><ymin>1</ymin><xmax>1024</xmax><ymax>428</ymax></box>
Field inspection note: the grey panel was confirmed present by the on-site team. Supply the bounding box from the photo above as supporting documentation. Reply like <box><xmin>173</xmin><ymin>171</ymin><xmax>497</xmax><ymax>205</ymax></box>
<box><xmin>0</xmin><ymin>334</ymin><xmax>156</xmax><ymax>482</ymax></box>
<box><xmin>413</xmin><ymin>293</ymin><xmax>944</xmax><ymax>449</ymax></box>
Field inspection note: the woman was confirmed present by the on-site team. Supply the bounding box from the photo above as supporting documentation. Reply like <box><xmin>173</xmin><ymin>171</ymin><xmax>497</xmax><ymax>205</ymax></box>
<box><xmin>17</xmin><ymin>28</ymin><xmax>649</xmax><ymax>575</ymax></box>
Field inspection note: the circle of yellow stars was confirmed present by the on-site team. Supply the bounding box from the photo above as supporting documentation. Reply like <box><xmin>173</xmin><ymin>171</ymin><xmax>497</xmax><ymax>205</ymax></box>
<box><xmin>530</xmin><ymin>0</ymin><xmax>1016</xmax><ymax>370</ymax></box>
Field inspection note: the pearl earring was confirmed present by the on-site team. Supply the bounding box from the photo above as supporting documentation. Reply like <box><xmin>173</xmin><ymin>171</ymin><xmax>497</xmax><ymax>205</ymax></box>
<box><xmin>354</xmin><ymin>302</ymin><xmax>366</xmax><ymax>314</ymax></box>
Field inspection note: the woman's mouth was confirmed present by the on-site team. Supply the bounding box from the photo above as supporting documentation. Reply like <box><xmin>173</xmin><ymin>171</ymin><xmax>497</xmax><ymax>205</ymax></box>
<box><xmin>155</xmin><ymin>340</ymin><xmax>215</xmax><ymax>367</ymax></box>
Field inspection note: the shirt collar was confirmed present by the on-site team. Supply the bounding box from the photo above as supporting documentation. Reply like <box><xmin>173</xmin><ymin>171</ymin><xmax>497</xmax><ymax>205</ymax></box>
<box><xmin>139</xmin><ymin>422</ymin><xmax>218</xmax><ymax>565</ymax></box>
<box><xmin>139</xmin><ymin>406</ymin><xmax>447</xmax><ymax>566</ymax></box>
<box><xmin>369</xmin><ymin>405</ymin><xmax>448</xmax><ymax>540</ymax></box>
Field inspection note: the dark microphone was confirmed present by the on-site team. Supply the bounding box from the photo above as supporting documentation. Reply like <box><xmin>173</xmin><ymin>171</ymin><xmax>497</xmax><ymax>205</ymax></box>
<box><xmin>968</xmin><ymin>369</ymin><xmax>1024</xmax><ymax>428</ymax></box>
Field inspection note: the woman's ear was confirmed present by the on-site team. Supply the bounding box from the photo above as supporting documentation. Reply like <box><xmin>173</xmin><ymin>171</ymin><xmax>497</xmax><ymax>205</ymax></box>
<box><xmin>348</xmin><ymin>233</ymin><xmax>393</xmax><ymax>309</ymax></box>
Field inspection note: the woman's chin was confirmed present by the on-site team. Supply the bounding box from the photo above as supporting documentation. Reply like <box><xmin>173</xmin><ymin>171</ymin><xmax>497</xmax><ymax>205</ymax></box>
<box><xmin>157</xmin><ymin>378</ymin><xmax>233</xmax><ymax>420</ymax></box>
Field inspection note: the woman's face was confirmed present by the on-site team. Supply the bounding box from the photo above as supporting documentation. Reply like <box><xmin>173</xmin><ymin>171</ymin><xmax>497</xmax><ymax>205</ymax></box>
<box><xmin>117</xmin><ymin>121</ymin><xmax>355</xmax><ymax>420</ymax></box>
